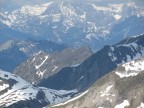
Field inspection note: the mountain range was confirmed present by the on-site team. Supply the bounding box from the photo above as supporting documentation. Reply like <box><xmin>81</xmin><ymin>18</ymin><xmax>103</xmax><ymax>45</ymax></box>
<box><xmin>0</xmin><ymin>0</ymin><xmax>144</xmax><ymax>107</ymax></box>
<box><xmin>1</xmin><ymin>34</ymin><xmax>143</xmax><ymax>108</ymax></box>
<box><xmin>0</xmin><ymin>0</ymin><xmax>144</xmax><ymax>51</ymax></box>
<box><xmin>38</xmin><ymin>34</ymin><xmax>144</xmax><ymax>92</ymax></box>
<box><xmin>48</xmin><ymin>56</ymin><xmax>144</xmax><ymax>108</ymax></box>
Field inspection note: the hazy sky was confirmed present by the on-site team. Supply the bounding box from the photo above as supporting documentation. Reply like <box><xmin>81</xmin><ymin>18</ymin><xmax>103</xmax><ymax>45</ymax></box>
<box><xmin>0</xmin><ymin>0</ymin><xmax>43</xmax><ymax>5</ymax></box>
<box><xmin>0</xmin><ymin>0</ymin><xmax>143</xmax><ymax>5</ymax></box>
<box><xmin>0</xmin><ymin>0</ymin><xmax>50</xmax><ymax>10</ymax></box>
<box><xmin>0</xmin><ymin>0</ymin><xmax>143</xmax><ymax>10</ymax></box>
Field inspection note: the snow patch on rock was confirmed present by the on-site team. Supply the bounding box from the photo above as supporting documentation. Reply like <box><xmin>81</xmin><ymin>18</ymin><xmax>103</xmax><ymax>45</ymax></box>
<box><xmin>114</xmin><ymin>100</ymin><xmax>130</xmax><ymax>108</ymax></box>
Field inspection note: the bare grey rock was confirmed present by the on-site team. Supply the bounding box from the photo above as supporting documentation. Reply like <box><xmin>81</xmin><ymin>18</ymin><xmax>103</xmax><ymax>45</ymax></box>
<box><xmin>14</xmin><ymin>47</ymin><xmax>92</xmax><ymax>84</ymax></box>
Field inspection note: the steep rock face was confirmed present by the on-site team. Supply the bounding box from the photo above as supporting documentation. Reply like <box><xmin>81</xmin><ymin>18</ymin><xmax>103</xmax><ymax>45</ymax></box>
<box><xmin>0</xmin><ymin>69</ymin><xmax>49</xmax><ymax>108</ymax></box>
<box><xmin>49</xmin><ymin>57</ymin><xmax>144</xmax><ymax>108</ymax></box>
<box><xmin>38</xmin><ymin>34</ymin><xmax>144</xmax><ymax>91</ymax></box>
<box><xmin>0</xmin><ymin>1</ymin><xmax>144</xmax><ymax>51</ymax></box>
<box><xmin>14</xmin><ymin>47</ymin><xmax>92</xmax><ymax>84</ymax></box>
<box><xmin>0</xmin><ymin>39</ymin><xmax>67</xmax><ymax>72</ymax></box>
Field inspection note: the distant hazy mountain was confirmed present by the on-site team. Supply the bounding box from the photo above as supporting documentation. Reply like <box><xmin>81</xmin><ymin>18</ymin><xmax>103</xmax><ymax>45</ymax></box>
<box><xmin>38</xmin><ymin>34</ymin><xmax>144</xmax><ymax>92</ymax></box>
<box><xmin>0</xmin><ymin>39</ymin><xmax>67</xmax><ymax>72</ymax></box>
<box><xmin>49</xmin><ymin>56</ymin><xmax>144</xmax><ymax>108</ymax></box>
<box><xmin>14</xmin><ymin>47</ymin><xmax>92</xmax><ymax>84</ymax></box>
<box><xmin>0</xmin><ymin>22</ymin><xmax>33</xmax><ymax>43</ymax></box>
<box><xmin>0</xmin><ymin>0</ymin><xmax>143</xmax><ymax>51</ymax></box>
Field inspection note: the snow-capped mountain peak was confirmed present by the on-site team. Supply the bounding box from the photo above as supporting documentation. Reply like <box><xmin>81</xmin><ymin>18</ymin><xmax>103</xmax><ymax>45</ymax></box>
<box><xmin>0</xmin><ymin>1</ymin><xmax>144</xmax><ymax>51</ymax></box>
<box><xmin>14</xmin><ymin>2</ymin><xmax>53</xmax><ymax>16</ymax></box>
<box><xmin>0</xmin><ymin>69</ymin><xmax>78</xmax><ymax>107</ymax></box>
<box><xmin>0</xmin><ymin>69</ymin><xmax>49</xmax><ymax>107</ymax></box>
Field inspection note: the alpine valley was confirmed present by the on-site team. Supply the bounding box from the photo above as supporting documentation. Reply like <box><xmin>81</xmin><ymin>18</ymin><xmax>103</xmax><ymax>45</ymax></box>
<box><xmin>0</xmin><ymin>0</ymin><xmax>144</xmax><ymax>108</ymax></box>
